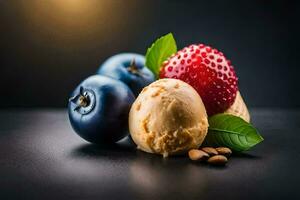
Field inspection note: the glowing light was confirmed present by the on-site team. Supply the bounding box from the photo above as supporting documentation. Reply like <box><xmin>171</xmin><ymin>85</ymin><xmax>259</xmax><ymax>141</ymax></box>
<box><xmin>17</xmin><ymin>0</ymin><xmax>120</xmax><ymax>49</ymax></box>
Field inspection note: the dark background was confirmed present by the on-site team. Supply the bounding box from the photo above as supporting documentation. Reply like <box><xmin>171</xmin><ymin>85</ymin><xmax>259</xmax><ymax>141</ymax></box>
<box><xmin>0</xmin><ymin>0</ymin><xmax>299</xmax><ymax>108</ymax></box>
<box><xmin>1</xmin><ymin>2</ymin><xmax>300</xmax><ymax>199</ymax></box>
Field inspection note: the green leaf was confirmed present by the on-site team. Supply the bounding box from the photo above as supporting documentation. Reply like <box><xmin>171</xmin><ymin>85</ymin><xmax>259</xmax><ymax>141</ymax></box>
<box><xmin>204</xmin><ymin>114</ymin><xmax>264</xmax><ymax>152</ymax></box>
<box><xmin>145</xmin><ymin>33</ymin><xmax>177</xmax><ymax>78</ymax></box>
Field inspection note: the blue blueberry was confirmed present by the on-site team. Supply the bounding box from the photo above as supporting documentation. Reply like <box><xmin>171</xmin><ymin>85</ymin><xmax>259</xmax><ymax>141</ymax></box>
<box><xmin>68</xmin><ymin>75</ymin><xmax>135</xmax><ymax>144</ymax></box>
<box><xmin>97</xmin><ymin>53</ymin><xmax>155</xmax><ymax>96</ymax></box>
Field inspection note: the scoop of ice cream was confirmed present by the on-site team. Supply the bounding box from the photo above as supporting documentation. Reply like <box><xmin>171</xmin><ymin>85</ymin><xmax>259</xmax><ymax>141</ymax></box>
<box><xmin>129</xmin><ymin>78</ymin><xmax>208</xmax><ymax>157</ymax></box>
<box><xmin>224</xmin><ymin>91</ymin><xmax>250</xmax><ymax>122</ymax></box>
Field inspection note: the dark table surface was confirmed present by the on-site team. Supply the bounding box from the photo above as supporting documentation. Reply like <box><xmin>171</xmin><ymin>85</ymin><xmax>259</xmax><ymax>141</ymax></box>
<box><xmin>0</xmin><ymin>109</ymin><xmax>299</xmax><ymax>200</ymax></box>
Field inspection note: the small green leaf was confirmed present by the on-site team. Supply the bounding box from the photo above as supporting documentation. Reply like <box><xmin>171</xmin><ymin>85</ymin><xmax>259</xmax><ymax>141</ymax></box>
<box><xmin>145</xmin><ymin>33</ymin><xmax>177</xmax><ymax>78</ymax></box>
<box><xmin>204</xmin><ymin>114</ymin><xmax>264</xmax><ymax>152</ymax></box>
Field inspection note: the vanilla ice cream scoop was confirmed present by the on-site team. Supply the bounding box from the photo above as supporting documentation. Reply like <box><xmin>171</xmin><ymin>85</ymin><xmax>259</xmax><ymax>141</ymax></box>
<box><xmin>129</xmin><ymin>78</ymin><xmax>208</xmax><ymax>157</ymax></box>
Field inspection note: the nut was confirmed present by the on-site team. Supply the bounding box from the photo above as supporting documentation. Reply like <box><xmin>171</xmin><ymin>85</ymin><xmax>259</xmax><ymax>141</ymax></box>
<box><xmin>216</xmin><ymin>147</ymin><xmax>232</xmax><ymax>157</ymax></box>
<box><xmin>207</xmin><ymin>155</ymin><xmax>228</xmax><ymax>165</ymax></box>
<box><xmin>201</xmin><ymin>147</ymin><xmax>218</xmax><ymax>156</ymax></box>
<box><xmin>188</xmin><ymin>149</ymin><xmax>209</xmax><ymax>161</ymax></box>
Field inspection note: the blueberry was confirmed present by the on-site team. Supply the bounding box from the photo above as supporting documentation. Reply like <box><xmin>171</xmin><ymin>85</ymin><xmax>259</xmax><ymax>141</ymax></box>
<box><xmin>68</xmin><ymin>75</ymin><xmax>135</xmax><ymax>144</ymax></box>
<box><xmin>97</xmin><ymin>53</ymin><xmax>155</xmax><ymax>96</ymax></box>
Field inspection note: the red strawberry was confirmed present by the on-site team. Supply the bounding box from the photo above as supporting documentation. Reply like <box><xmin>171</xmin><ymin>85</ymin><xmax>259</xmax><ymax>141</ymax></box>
<box><xmin>159</xmin><ymin>44</ymin><xmax>238</xmax><ymax>116</ymax></box>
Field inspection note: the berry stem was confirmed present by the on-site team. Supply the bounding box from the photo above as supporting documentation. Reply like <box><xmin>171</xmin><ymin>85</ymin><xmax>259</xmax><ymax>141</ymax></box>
<box><xmin>78</xmin><ymin>95</ymin><xmax>89</xmax><ymax>107</ymax></box>
<box><xmin>127</xmin><ymin>59</ymin><xmax>143</xmax><ymax>76</ymax></box>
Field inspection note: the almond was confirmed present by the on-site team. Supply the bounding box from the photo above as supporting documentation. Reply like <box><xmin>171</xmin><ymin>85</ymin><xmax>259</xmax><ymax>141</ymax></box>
<box><xmin>215</xmin><ymin>147</ymin><xmax>232</xmax><ymax>157</ymax></box>
<box><xmin>188</xmin><ymin>149</ymin><xmax>209</xmax><ymax>161</ymax></box>
<box><xmin>201</xmin><ymin>147</ymin><xmax>218</xmax><ymax>156</ymax></box>
<box><xmin>207</xmin><ymin>155</ymin><xmax>228</xmax><ymax>165</ymax></box>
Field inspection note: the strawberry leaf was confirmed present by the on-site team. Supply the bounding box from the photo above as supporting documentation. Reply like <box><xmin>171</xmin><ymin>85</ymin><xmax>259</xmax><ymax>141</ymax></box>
<box><xmin>145</xmin><ymin>33</ymin><xmax>177</xmax><ymax>78</ymax></box>
<box><xmin>204</xmin><ymin>114</ymin><xmax>264</xmax><ymax>152</ymax></box>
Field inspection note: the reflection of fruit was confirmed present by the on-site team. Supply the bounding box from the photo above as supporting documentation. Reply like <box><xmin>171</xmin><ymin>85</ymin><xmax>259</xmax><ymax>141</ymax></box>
<box><xmin>129</xmin><ymin>154</ymin><xmax>206</xmax><ymax>199</ymax></box>
<box><xmin>97</xmin><ymin>53</ymin><xmax>155</xmax><ymax>96</ymax></box>
<box><xmin>68</xmin><ymin>75</ymin><xmax>135</xmax><ymax>144</ymax></box>
<box><xmin>224</xmin><ymin>91</ymin><xmax>250</xmax><ymax>122</ymax></box>
<box><xmin>129</xmin><ymin>79</ymin><xmax>208</xmax><ymax>157</ymax></box>
<box><xmin>159</xmin><ymin>44</ymin><xmax>238</xmax><ymax>115</ymax></box>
